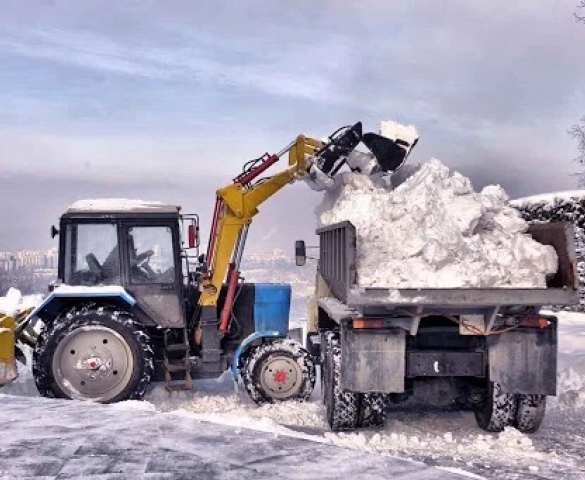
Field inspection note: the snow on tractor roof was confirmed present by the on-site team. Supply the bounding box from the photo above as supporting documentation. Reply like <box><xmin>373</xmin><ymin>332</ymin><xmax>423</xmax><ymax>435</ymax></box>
<box><xmin>67</xmin><ymin>198</ymin><xmax>181</xmax><ymax>214</ymax></box>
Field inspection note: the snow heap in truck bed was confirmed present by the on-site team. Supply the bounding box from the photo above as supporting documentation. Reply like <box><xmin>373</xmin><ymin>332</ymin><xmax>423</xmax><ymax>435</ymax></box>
<box><xmin>316</xmin><ymin>159</ymin><xmax>558</xmax><ymax>288</ymax></box>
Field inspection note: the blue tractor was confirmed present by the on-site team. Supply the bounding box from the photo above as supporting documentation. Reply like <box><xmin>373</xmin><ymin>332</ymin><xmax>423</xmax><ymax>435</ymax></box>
<box><xmin>11</xmin><ymin>122</ymin><xmax>404</xmax><ymax>404</ymax></box>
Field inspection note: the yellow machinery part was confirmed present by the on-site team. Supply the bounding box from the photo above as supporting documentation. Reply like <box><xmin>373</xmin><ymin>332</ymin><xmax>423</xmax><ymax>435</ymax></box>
<box><xmin>198</xmin><ymin>134</ymin><xmax>323</xmax><ymax>308</ymax></box>
<box><xmin>0</xmin><ymin>314</ymin><xmax>17</xmax><ymax>385</ymax></box>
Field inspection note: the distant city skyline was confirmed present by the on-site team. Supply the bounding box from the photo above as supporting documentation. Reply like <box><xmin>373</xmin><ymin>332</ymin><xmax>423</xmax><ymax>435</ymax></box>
<box><xmin>0</xmin><ymin>247</ymin><xmax>58</xmax><ymax>273</ymax></box>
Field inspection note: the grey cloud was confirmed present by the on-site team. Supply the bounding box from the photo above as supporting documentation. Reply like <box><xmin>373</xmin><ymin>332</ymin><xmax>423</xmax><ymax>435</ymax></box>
<box><xmin>341</xmin><ymin>2</ymin><xmax>585</xmax><ymax>126</ymax></box>
<box><xmin>0</xmin><ymin>0</ymin><xmax>584</xmax><ymax>251</ymax></box>
<box><xmin>0</xmin><ymin>172</ymin><xmax>319</xmax><ymax>258</ymax></box>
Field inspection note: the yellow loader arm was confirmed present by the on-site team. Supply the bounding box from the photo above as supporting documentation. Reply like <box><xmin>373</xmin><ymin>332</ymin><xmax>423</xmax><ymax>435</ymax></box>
<box><xmin>198</xmin><ymin>134</ymin><xmax>323</xmax><ymax>335</ymax></box>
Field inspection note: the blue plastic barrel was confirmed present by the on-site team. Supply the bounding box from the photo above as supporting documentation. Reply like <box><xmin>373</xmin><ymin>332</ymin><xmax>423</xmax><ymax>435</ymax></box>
<box><xmin>253</xmin><ymin>283</ymin><xmax>291</xmax><ymax>335</ymax></box>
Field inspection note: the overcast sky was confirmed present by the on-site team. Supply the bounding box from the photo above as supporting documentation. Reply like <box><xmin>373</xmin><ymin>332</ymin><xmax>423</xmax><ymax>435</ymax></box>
<box><xmin>0</xmin><ymin>0</ymin><xmax>584</xmax><ymax>252</ymax></box>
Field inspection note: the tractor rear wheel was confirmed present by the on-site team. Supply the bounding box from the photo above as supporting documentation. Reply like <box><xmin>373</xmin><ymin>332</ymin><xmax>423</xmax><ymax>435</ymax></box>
<box><xmin>33</xmin><ymin>304</ymin><xmax>154</xmax><ymax>403</ymax></box>
<box><xmin>473</xmin><ymin>382</ymin><xmax>517</xmax><ymax>432</ymax></box>
<box><xmin>242</xmin><ymin>338</ymin><xmax>316</xmax><ymax>404</ymax></box>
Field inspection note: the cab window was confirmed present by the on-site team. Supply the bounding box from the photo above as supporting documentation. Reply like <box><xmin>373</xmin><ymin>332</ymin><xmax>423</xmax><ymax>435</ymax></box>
<box><xmin>64</xmin><ymin>223</ymin><xmax>119</xmax><ymax>286</ymax></box>
<box><xmin>127</xmin><ymin>226</ymin><xmax>175</xmax><ymax>284</ymax></box>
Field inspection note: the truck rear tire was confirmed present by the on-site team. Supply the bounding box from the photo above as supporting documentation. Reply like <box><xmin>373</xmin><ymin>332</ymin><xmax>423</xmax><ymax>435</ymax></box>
<box><xmin>241</xmin><ymin>338</ymin><xmax>316</xmax><ymax>404</ymax></box>
<box><xmin>320</xmin><ymin>331</ymin><xmax>335</xmax><ymax>405</ymax></box>
<box><xmin>359</xmin><ymin>393</ymin><xmax>387</xmax><ymax>428</ymax></box>
<box><xmin>33</xmin><ymin>304</ymin><xmax>154</xmax><ymax>403</ymax></box>
<box><xmin>515</xmin><ymin>394</ymin><xmax>546</xmax><ymax>433</ymax></box>
<box><xmin>474</xmin><ymin>382</ymin><xmax>517</xmax><ymax>432</ymax></box>
<box><xmin>324</xmin><ymin>333</ymin><xmax>360</xmax><ymax>431</ymax></box>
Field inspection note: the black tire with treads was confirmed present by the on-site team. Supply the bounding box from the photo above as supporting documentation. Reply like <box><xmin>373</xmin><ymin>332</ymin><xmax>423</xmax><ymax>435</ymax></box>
<box><xmin>515</xmin><ymin>394</ymin><xmax>546</xmax><ymax>433</ymax></box>
<box><xmin>474</xmin><ymin>382</ymin><xmax>517</xmax><ymax>432</ymax></box>
<box><xmin>33</xmin><ymin>303</ymin><xmax>154</xmax><ymax>403</ymax></box>
<box><xmin>324</xmin><ymin>333</ymin><xmax>360</xmax><ymax>431</ymax></box>
<box><xmin>241</xmin><ymin>338</ymin><xmax>316</xmax><ymax>404</ymax></box>
<box><xmin>359</xmin><ymin>393</ymin><xmax>387</xmax><ymax>428</ymax></box>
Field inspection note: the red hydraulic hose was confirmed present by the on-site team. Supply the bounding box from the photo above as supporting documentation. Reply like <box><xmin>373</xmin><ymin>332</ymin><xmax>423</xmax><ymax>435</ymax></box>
<box><xmin>235</xmin><ymin>154</ymin><xmax>279</xmax><ymax>185</ymax></box>
<box><xmin>219</xmin><ymin>264</ymin><xmax>240</xmax><ymax>334</ymax></box>
<box><xmin>207</xmin><ymin>197</ymin><xmax>223</xmax><ymax>268</ymax></box>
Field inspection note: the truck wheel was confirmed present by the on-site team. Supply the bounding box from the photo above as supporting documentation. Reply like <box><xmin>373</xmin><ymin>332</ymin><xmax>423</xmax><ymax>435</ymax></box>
<box><xmin>320</xmin><ymin>331</ymin><xmax>335</xmax><ymax>405</ymax></box>
<box><xmin>33</xmin><ymin>304</ymin><xmax>154</xmax><ymax>403</ymax></box>
<box><xmin>515</xmin><ymin>394</ymin><xmax>546</xmax><ymax>433</ymax></box>
<box><xmin>242</xmin><ymin>338</ymin><xmax>316</xmax><ymax>404</ymax></box>
<box><xmin>474</xmin><ymin>382</ymin><xmax>517</xmax><ymax>432</ymax></box>
<box><xmin>359</xmin><ymin>393</ymin><xmax>387</xmax><ymax>428</ymax></box>
<box><xmin>324</xmin><ymin>334</ymin><xmax>360</xmax><ymax>431</ymax></box>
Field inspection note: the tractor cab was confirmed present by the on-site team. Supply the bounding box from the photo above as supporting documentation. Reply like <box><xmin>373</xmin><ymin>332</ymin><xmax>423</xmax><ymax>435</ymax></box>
<box><xmin>29</xmin><ymin>199</ymin><xmax>314</xmax><ymax>402</ymax></box>
<box><xmin>58</xmin><ymin>199</ymin><xmax>190</xmax><ymax>328</ymax></box>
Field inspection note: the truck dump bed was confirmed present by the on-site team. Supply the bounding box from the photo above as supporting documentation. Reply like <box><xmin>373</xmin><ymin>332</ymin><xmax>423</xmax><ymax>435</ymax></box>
<box><xmin>317</xmin><ymin>221</ymin><xmax>579</xmax><ymax>310</ymax></box>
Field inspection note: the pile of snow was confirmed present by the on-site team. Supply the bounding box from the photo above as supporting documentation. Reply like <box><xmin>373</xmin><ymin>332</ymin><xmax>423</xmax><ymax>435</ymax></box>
<box><xmin>0</xmin><ymin>288</ymin><xmax>42</xmax><ymax>317</ymax></box>
<box><xmin>326</xmin><ymin>426</ymin><xmax>536</xmax><ymax>460</ymax></box>
<box><xmin>555</xmin><ymin>363</ymin><xmax>585</xmax><ymax>411</ymax></box>
<box><xmin>317</xmin><ymin>159</ymin><xmax>558</xmax><ymax>288</ymax></box>
<box><xmin>513</xmin><ymin>191</ymin><xmax>585</xmax><ymax>311</ymax></box>
<box><xmin>146</xmin><ymin>379</ymin><xmax>328</xmax><ymax>431</ymax></box>
<box><xmin>512</xmin><ymin>190</ymin><xmax>585</xmax><ymax>208</ymax></box>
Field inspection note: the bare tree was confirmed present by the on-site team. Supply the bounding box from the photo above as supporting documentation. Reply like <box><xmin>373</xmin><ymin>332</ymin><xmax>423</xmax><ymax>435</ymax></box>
<box><xmin>577</xmin><ymin>1</ymin><xmax>585</xmax><ymax>22</ymax></box>
<box><xmin>571</xmin><ymin>5</ymin><xmax>585</xmax><ymax>185</ymax></box>
<box><xmin>570</xmin><ymin>117</ymin><xmax>585</xmax><ymax>186</ymax></box>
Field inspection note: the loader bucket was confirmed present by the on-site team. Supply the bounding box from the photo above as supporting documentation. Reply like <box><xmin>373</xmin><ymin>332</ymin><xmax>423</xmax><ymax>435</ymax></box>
<box><xmin>0</xmin><ymin>314</ymin><xmax>17</xmax><ymax>385</ymax></box>
<box><xmin>362</xmin><ymin>132</ymin><xmax>411</xmax><ymax>173</ymax></box>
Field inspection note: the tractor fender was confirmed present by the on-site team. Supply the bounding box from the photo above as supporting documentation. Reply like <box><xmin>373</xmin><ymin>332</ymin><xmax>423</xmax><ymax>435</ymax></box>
<box><xmin>22</xmin><ymin>286</ymin><xmax>136</xmax><ymax>328</ymax></box>
<box><xmin>231</xmin><ymin>331</ymin><xmax>284</xmax><ymax>381</ymax></box>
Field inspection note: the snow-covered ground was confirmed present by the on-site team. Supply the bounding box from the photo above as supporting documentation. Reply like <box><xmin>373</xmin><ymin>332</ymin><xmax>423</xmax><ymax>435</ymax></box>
<box><xmin>2</xmin><ymin>310</ymin><xmax>585</xmax><ymax>479</ymax></box>
<box><xmin>0</xmin><ymin>394</ymin><xmax>467</xmax><ymax>479</ymax></box>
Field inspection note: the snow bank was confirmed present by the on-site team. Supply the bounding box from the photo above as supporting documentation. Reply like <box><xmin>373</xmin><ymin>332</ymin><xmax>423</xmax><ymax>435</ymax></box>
<box><xmin>552</xmin><ymin>358</ymin><xmax>585</xmax><ymax>411</ymax></box>
<box><xmin>146</xmin><ymin>382</ymin><xmax>328</xmax><ymax>431</ymax></box>
<box><xmin>316</xmin><ymin>159</ymin><xmax>558</xmax><ymax>288</ymax></box>
<box><xmin>0</xmin><ymin>288</ymin><xmax>42</xmax><ymax>317</ymax></box>
<box><xmin>513</xmin><ymin>191</ymin><xmax>585</xmax><ymax>311</ymax></box>
<box><xmin>326</xmin><ymin>425</ymin><xmax>535</xmax><ymax>459</ymax></box>
<box><xmin>512</xmin><ymin>190</ymin><xmax>585</xmax><ymax>207</ymax></box>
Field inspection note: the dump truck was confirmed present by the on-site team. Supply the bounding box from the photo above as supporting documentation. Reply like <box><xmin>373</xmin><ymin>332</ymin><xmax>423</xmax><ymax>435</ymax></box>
<box><xmin>298</xmin><ymin>220</ymin><xmax>579</xmax><ymax>432</ymax></box>
<box><xmin>0</xmin><ymin>121</ymin><xmax>415</xmax><ymax>406</ymax></box>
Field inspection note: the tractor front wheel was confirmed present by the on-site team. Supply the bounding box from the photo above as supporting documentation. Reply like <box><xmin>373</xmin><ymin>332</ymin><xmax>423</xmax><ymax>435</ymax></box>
<box><xmin>242</xmin><ymin>338</ymin><xmax>316</xmax><ymax>404</ymax></box>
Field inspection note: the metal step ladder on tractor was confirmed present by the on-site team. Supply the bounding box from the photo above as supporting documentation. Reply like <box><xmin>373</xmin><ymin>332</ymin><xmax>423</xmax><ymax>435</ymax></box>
<box><xmin>163</xmin><ymin>328</ymin><xmax>192</xmax><ymax>391</ymax></box>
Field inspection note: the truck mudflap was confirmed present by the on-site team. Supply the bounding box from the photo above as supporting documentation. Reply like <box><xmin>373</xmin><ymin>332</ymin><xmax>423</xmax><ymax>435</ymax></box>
<box><xmin>340</xmin><ymin>326</ymin><xmax>406</xmax><ymax>393</ymax></box>
<box><xmin>0</xmin><ymin>314</ymin><xmax>17</xmax><ymax>385</ymax></box>
<box><xmin>488</xmin><ymin>321</ymin><xmax>557</xmax><ymax>396</ymax></box>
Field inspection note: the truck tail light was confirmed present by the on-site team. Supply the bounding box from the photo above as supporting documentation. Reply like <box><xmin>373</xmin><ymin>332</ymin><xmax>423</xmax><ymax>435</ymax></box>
<box><xmin>519</xmin><ymin>317</ymin><xmax>550</xmax><ymax>328</ymax></box>
<box><xmin>353</xmin><ymin>318</ymin><xmax>384</xmax><ymax>329</ymax></box>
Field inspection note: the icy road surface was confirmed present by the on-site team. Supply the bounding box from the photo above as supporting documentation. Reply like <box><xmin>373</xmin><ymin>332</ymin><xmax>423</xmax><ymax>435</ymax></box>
<box><xmin>0</xmin><ymin>394</ymin><xmax>467</xmax><ymax>479</ymax></box>
<box><xmin>2</xmin><ymin>313</ymin><xmax>585</xmax><ymax>479</ymax></box>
